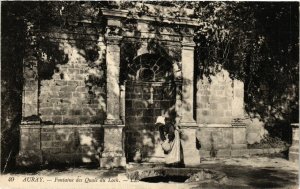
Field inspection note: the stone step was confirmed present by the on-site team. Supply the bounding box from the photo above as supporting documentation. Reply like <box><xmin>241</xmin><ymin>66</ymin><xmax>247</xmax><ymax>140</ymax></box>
<box><xmin>289</xmin><ymin>152</ymin><xmax>299</xmax><ymax>162</ymax></box>
<box><xmin>289</xmin><ymin>147</ymin><xmax>299</xmax><ymax>152</ymax></box>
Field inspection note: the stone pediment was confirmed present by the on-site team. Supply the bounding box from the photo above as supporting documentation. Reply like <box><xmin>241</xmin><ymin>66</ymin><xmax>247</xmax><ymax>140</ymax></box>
<box><xmin>101</xmin><ymin>7</ymin><xmax>199</xmax><ymax>40</ymax></box>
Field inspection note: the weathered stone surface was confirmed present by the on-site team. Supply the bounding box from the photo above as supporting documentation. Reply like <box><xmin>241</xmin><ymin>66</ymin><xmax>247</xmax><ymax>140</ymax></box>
<box><xmin>231</xmin><ymin>149</ymin><xmax>249</xmax><ymax>157</ymax></box>
<box><xmin>232</xmin><ymin>80</ymin><xmax>244</xmax><ymax>118</ymax></box>
<box><xmin>23</xmin><ymin>54</ymin><xmax>39</xmax><ymax>120</ymax></box>
<box><xmin>20</xmin><ymin>127</ymin><xmax>41</xmax><ymax>151</ymax></box>
<box><xmin>180</xmin><ymin>42</ymin><xmax>197</xmax><ymax>125</ymax></box>
<box><xmin>231</xmin><ymin>144</ymin><xmax>247</xmax><ymax>149</ymax></box>
<box><xmin>104</xmin><ymin>35</ymin><xmax>122</xmax><ymax>124</ymax></box>
<box><xmin>18</xmin><ymin>124</ymin><xmax>103</xmax><ymax>166</ymax></box>
<box><xmin>181</xmin><ymin>128</ymin><xmax>200</xmax><ymax>166</ymax></box>
<box><xmin>16</xmin><ymin>150</ymin><xmax>42</xmax><ymax>167</ymax></box>
<box><xmin>215</xmin><ymin>149</ymin><xmax>231</xmax><ymax>157</ymax></box>
<box><xmin>199</xmin><ymin>150</ymin><xmax>211</xmax><ymax>158</ymax></box>
<box><xmin>245</xmin><ymin>118</ymin><xmax>268</xmax><ymax>144</ymax></box>
<box><xmin>248</xmin><ymin>149</ymin><xmax>264</xmax><ymax>155</ymax></box>
<box><xmin>232</xmin><ymin>127</ymin><xmax>247</xmax><ymax>144</ymax></box>
<box><xmin>100</xmin><ymin>125</ymin><xmax>126</xmax><ymax>168</ymax></box>
<box><xmin>125</xmin><ymin>82</ymin><xmax>176</xmax><ymax>162</ymax></box>
<box><xmin>99</xmin><ymin>156</ymin><xmax>126</xmax><ymax>169</ymax></box>
<box><xmin>19</xmin><ymin>7</ymin><xmax>250</xmax><ymax>169</ymax></box>
<box><xmin>196</xmin><ymin>70</ymin><xmax>242</xmax><ymax>125</ymax></box>
<box><xmin>289</xmin><ymin>124</ymin><xmax>299</xmax><ymax>163</ymax></box>
<box><xmin>36</xmin><ymin>34</ymin><xmax>106</xmax><ymax>125</ymax></box>
<box><xmin>196</xmin><ymin>126</ymin><xmax>233</xmax><ymax>151</ymax></box>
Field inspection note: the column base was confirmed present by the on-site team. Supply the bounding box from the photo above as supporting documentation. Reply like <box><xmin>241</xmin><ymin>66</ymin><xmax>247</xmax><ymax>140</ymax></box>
<box><xmin>104</xmin><ymin>119</ymin><xmax>123</xmax><ymax>125</ymax></box>
<box><xmin>180</xmin><ymin>127</ymin><xmax>200</xmax><ymax>166</ymax></box>
<box><xmin>16</xmin><ymin>150</ymin><xmax>43</xmax><ymax>167</ymax></box>
<box><xmin>99</xmin><ymin>156</ymin><xmax>126</xmax><ymax>169</ymax></box>
<box><xmin>100</xmin><ymin>124</ymin><xmax>126</xmax><ymax>169</ymax></box>
<box><xmin>180</xmin><ymin>122</ymin><xmax>198</xmax><ymax>127</ymax></box>
<box><xmin>21</xmin><ymin>120</ymin><xmax>40</xmax><ymax>125</ymax></box>
<box><xmin>179</xmin><ymin>118</ymin><xmax>197</xmax><ymax>127</ymax></box>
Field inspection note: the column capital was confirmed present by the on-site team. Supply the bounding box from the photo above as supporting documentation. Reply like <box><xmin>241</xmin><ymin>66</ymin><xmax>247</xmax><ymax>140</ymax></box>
<box><xmin>104</xmin><ymin>119</ymin><xmax>123</xmax><ymax>125</ymax></box>
<box><xmin>181</xmin><ymin>41</ymin><xmax>196</xmax><ymax>49</ymax></box>
<box><xmin>105</xmin><ymin>35</ymin><xmax>123</xmax><ymax>45</ymax></box>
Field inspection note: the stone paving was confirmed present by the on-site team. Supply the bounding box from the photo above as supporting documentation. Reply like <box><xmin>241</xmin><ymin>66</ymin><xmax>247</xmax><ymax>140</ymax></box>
<box><xmin>0</xmin><ymin>156</ymin><xmax>298</xmax><ymax>189</ymax></box>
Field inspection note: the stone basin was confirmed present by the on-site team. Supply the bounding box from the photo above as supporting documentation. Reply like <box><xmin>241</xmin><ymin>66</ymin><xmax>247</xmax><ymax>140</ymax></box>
<box><xmin>126</xmin><ymin>167</ymin><xmax>228</xmax><ymax>184</ymax></box>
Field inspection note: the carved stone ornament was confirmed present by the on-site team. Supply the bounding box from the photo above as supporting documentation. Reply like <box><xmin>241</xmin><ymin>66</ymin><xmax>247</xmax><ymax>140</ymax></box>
<box><xmin>105</xmin><ymin>25</ymin><xmax>122</xmax><ymax>37</ymax></box>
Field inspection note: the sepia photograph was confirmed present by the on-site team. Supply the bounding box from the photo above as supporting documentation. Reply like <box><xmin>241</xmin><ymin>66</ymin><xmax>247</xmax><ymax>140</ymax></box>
<box><xmin>1</xmin><ymin>1</ymin><xmax>299</xmax><ymax>188</ymax></box>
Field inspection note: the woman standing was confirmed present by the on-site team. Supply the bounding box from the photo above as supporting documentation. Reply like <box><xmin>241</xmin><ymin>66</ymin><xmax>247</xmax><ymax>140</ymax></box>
<box><xmin>155</xmin><ymin>116</ymin><xmax>183</xmax><ymax>167</ymax></box>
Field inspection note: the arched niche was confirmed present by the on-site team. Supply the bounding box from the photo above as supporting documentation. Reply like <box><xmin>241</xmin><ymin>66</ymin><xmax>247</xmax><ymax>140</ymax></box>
<box><xmin>124</xmin><ymin>53</ymin><xmax>178</xmax><ymax>162</ymax></box>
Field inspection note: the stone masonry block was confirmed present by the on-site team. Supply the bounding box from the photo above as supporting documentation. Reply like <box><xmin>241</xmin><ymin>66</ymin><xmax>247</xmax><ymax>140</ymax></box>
<box><xmin>199</xmin><ymin>150</ymin><xmax>210</xmax><ymax>158</ymax></box>
<box><xmin>231</xmin><ymin>149</ymin><xmax>249</xmax><ymax>157</ymax></box>
<box><xmin>17</xmin><ymin>150</ymin><xmax>42</xmax><ymax>167</ymax></box>
<box><xmin>41</xmin><ymin>141</ymin><xmax>52</xmax><ymax>148</ymax></box>
<box><xmin>216</xmin><ymin>149</ymin><xmax>231</xmax><ymax>157</ymax></box>
<box><xmin>233</xmin><ymin>127</ymin><xmax>246</xmax><ymax>144</ymax></box>
<box><xmin>100</xmin><ymin>156</ymin><xmax>126</xmax><ymax>169</ymax></box>
<box><xmin>249</xmin><ymin>149</ymin><xmax>264</xmax><ymax>155</ymax></box>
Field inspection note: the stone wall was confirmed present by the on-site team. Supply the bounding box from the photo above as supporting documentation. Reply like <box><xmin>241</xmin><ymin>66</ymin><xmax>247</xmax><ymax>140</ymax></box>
<box><xmin>196</xmin><ymin>126</ymin><xmax>247</xmax><ymax>157</ymax></box>
<box><xmin>38</xmin><ymin>29</ymin><xmax>106</xmax><ymax>125</ymax></box>
<box><xmin>195</xmin><ymin>69</ymin><xmax>248</xmax><ymax>158</ymax></box>
<box><xmin>39</xmin><ymin>62</ymin><xmax>105</xmax><ymax>124</ymax></box>
<box><xmin>17</xmin><ymin>125</ymin><xmax>103</xmax><ymax>166</ymax></box>
<box><xmin>19</xmin><ymin>25</ymin><xmax>107</xmax><ymax>166</ymax></box>
<box><xmin>125</xmin><ymin>82</ymin><xmax>176</xmax><ymax>162</ymax></box>
<box><xmin>196</xmin><ymin>70</ymin><xmax>236</xmax><ymax>124</ymax></box>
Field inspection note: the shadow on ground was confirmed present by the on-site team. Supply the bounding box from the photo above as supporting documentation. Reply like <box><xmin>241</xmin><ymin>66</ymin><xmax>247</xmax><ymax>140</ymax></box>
<box><xmin>193</xmin><ymin>163</ymin><xmax>298</xmax><ymax>189</ymax></box>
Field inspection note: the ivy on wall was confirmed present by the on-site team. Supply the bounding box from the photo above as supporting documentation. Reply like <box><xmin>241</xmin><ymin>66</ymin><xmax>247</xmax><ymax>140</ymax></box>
<box><xmin>1</xmin><ymin>1</ymin><xmax>298</xmax><ymax>171</ymax></box>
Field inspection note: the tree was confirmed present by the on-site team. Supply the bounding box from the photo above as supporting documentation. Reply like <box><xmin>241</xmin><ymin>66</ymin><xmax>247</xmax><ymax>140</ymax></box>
<box><xmin>1</xmin><ymin>1</ymin><xmax>298</xmax><ymax>171</ymax></box>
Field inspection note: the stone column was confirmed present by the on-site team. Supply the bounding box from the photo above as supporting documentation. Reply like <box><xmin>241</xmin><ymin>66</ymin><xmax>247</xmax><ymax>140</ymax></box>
<box><xmin>289</xmin><ymin>123</ymin><xmax>299</xmax><ymax>163</ymax></box>
<box><xmin>22</xmin><ymin>50</ymin><xmax>40</xmax><ymax>124</ymax></box>
<box><xmin>120</xmin><ymin>84</ymin><xmax>126</xmax><ymax>123</ymax></box>
<box><xmin>232</xmin><ymin>80</ymin><xmax>244</xmax><ymax>119</ymax></box>
<box><xmin>175</xmin><ymin>80</ymin><xmax>182</xmax><ymax>120</ymax></box>
<box><xmin>104</xmin><ymin>35</ymin><xmax>123</xmax><ymax>125</ymax></box>
<box><xmin>100</xmin><ymin>125</ymin><xmax>126</xmax><ymax>168</ymax></box>
<box><xmin>100</xmin><ymin>24</ymin><xmax>126</xmax><ymax>168</ymax></box>
<box><xmin>180</xmin><ymin>41</ymin><xmax>197</xmax><ymax>126</ymax></box>
<box><xmin>231</xmin><ymin>80</ymin><xmax>247</xmax><ymax>150</ymax></box>
<box><xmin>17</xmin><ymin>47</ymin><xmax>42</xmax><ymax>167</ymax></box>
<box><xmin>180</xmin><ymin>41</ymin><xmax>200</xmax><ymax>166</ymax></box>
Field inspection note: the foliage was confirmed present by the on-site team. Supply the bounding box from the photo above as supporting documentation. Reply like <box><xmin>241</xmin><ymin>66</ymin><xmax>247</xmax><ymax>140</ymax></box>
<box><xmin>248</xmin><ymin>136</ymin><xmax>289</xmax><ymax>149</ymax></box>
<box><xmin>193</xmin><ymin>2</ymin><xmax>299</xmax><ymax>124</ymax></box>
<box><xmin>1</xmin><ymin>1</ymin><xmax>298</xmax><ymax>171</ymax></box>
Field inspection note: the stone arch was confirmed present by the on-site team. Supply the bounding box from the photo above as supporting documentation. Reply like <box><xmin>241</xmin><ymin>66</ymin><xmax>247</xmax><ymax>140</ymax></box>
<box><xmin>127</xmin><ymin>53</ymin><xmax>174</xmax><ymax>82</ymax></box>
<box><xmin>124</xmin><ymin>53</ymin><xmax>177</xmax><ymax>163</ymax></box>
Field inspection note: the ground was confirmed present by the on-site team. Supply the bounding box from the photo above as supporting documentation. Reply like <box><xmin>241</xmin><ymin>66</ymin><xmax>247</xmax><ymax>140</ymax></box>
<box><xmin>0</xmin><ymin>156</ymin><xmax>298</xmax><ymax>189</ymax></box>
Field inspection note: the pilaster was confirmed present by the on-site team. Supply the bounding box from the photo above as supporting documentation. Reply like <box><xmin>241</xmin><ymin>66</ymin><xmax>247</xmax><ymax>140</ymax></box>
<box><xmin>180</xmin><ymin>41</ymin><xmax>197</xmax><ymax>127</ymax></box>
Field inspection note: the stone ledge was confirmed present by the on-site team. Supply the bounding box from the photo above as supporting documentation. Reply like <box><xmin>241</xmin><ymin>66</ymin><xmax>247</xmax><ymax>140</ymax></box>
<box><xmin>199</xmin><ymin>148</ymin><xmax>287</xmax><ymax>158</ymax></box>
<box><xmin>20</xmin><ymin>124</ymin><xmax>103</xmax><ymax>128</ymax></box>
<box><xmin>231</xmin><ymin>149</ymin><xmax>249</xmax><ymax>157</ymax></box>
<box><xmin>289</xmin><ymin>152</ymin><xmax>299</xmax><ymax>163</ymax></box>
<box><xmin>231</xmin><ymin>144</ymin><xmax>247</xmax><ymax>149</ymax></box>
<box><xmin>198</xmin><ymin>124</ymin><xmax>232</xmax><ymax>128</ymax></box>
<box><xmin>99</xmin><ymin>156</ymin><xmax>126</xmax><ymax>169</ymax></box>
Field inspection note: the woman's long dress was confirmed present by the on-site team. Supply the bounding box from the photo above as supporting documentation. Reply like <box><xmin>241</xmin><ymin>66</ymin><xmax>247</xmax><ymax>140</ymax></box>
<box><xmin>165</xmin><ymin>129</ymin><xmax>181</xmax><ymax>164</ymax></box>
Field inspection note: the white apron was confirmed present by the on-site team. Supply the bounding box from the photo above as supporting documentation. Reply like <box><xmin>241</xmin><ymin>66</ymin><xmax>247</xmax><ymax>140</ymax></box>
<box><xmin>165</xmin><ymin>129</ymin><xmax>181</xmax><ymax>164</ymax></box>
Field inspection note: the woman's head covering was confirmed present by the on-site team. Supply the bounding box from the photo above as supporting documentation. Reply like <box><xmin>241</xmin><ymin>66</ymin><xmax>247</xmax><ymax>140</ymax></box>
<box><xmin>155</xmin><ymin>116</ymin><xmax>165</xmax><ymax>125</ymax></box>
